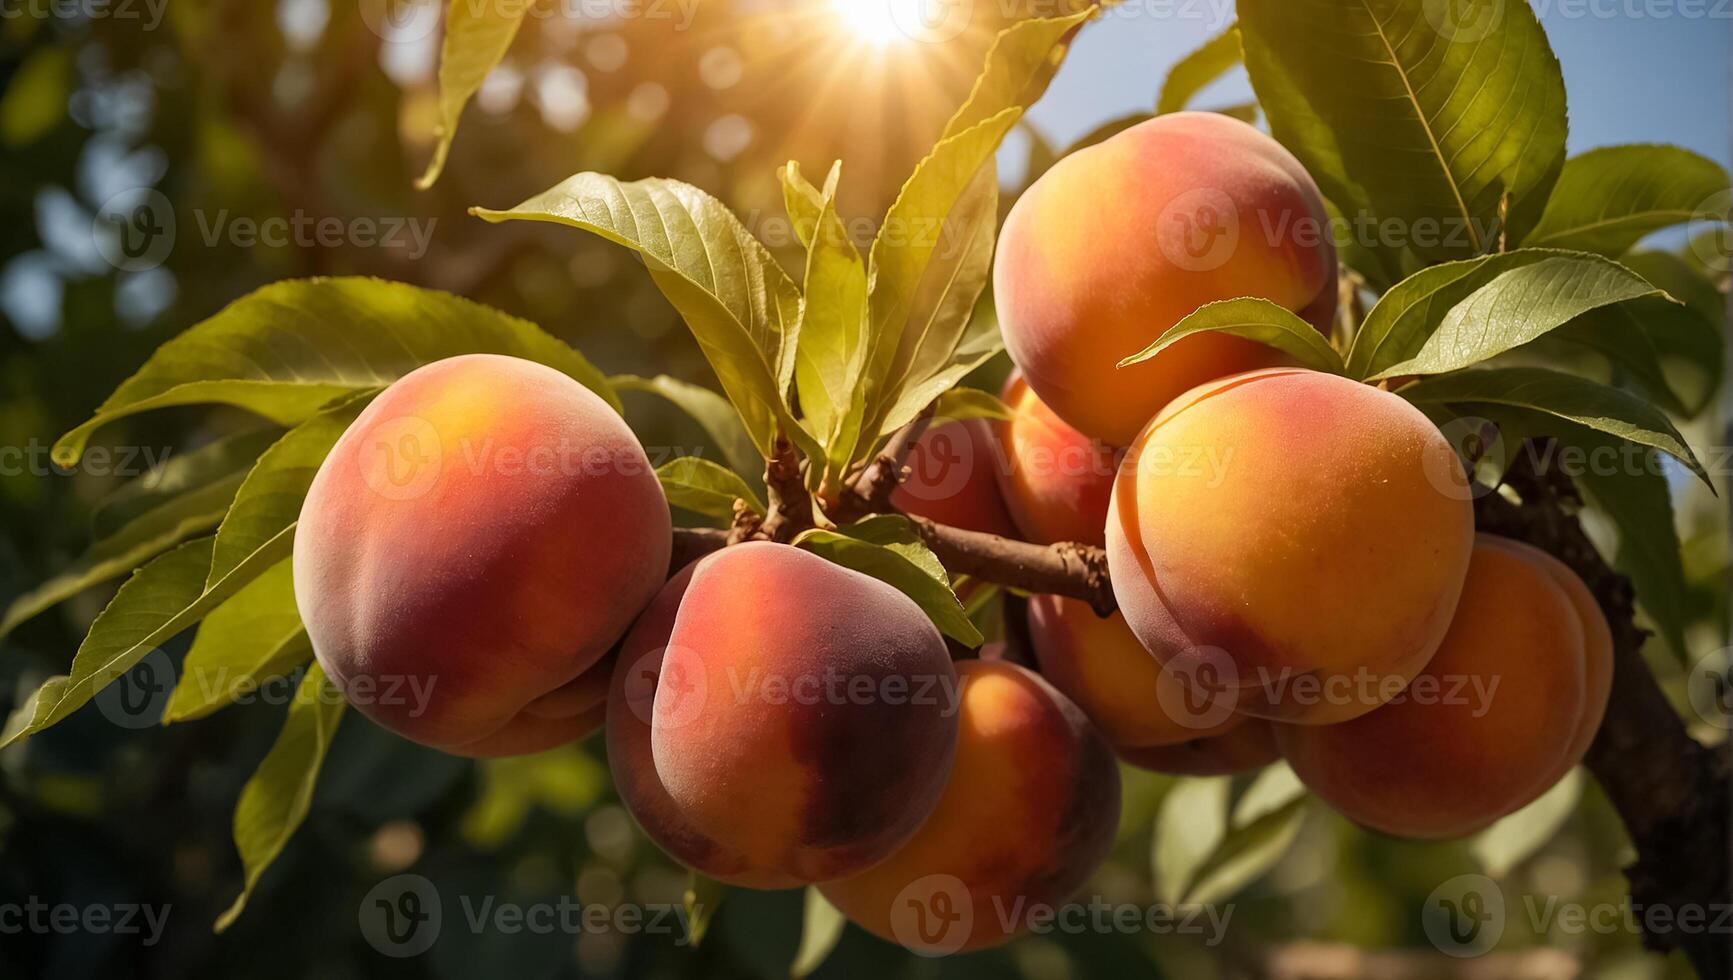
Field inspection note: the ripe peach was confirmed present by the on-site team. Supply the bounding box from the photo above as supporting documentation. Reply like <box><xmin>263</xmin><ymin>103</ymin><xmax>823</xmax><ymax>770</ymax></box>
<box><xmin>1479</xmin><ymin>536</ymin><xmax>1614</xmax><ymax>782</ymax></box>
<box><xmin>993</xmin><ymin>372</ymin><xmax>1118</xmax><ymax>546</ymax></box>
<box><xmin>1026</xmin><ymin>593</ymin><xmax>1241</xmax><ymax>748</ymax></box>
<box><xmin>1118</xmin><ymin>721</ymin><xmax>1279</xmax><ymax>776</ymax></box>
<box><xmin>294</xmin><ymin>354</ymin><xmax>671</xmax><ymax>757</ymax></box>
<box><xmin>1277</xmin><ymin>537</ymin><xmax>1592</xmax><ymax>839</ymax></box>
<box><xmin>820</xmin><ymin>660</ymin><xmax>1120</xmax><ymax>953</ymax></box>
<box><xmin>995</xmin><ymin>111</ymin><xmax>1338</xmax><ymax>445</ymax></box>
<box><xmin>606</xmin><ymin>563</ymin><xmax>798</xmax><ymax>888</ymax></box>
<box><xmin>1106</xmin><ymin>368</ymin><xmax>1474</xmax><ymax>725</ymax></box>
<box><xmin>645</xmin><ymin>542</ymin><xmax>959</xmax><ymax>885</ymax></box>
<box><xmin>891</xmin><ymin>419</ymin><xmax>1020</xmax><ymax>538</ymax></box>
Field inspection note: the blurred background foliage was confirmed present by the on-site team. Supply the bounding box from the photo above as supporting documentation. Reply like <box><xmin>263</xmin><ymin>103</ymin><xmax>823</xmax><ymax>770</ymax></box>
<box><xmin>0</xmin><ymin>1</ymin><xmax>1724</xmax><ymax>978</ymax></box>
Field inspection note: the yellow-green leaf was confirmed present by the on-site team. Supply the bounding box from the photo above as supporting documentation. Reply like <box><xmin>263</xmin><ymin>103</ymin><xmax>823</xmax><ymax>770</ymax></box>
<box><xmin>415</xmin><ymin>0</ymin><xmax>532</xmax><ymax>189</ymax></box>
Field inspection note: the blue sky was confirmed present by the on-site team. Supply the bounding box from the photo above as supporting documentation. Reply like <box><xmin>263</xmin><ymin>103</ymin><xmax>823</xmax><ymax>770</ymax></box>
<box><xmin>1012</xmin><ymin>8</ymin><xmax>1731</xmax><ymax>175</ymax></box>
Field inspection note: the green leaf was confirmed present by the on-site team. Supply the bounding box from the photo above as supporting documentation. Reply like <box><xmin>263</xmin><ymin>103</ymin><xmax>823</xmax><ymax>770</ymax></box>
<box><xmin>54</xmin><ymin>278</ymin><xmax>617</xmax><ymax>466</ymax></box>
<box><xmin>865</xmin><ymin>121</ymin><xmax>1010</xmax><ymax>441</ymax></box>
<box><xmin>1157</xmin><ymin>23</ymin><xmax>1242</xmax><ymax>115</ymax></box>
<box><xmin>1057</xmin><ymin>113</ymin><xmax>1152</xmax><ymax>159</ymax></box>
<box><xmin>794</xmin><ymin>521</ymin><xmax>980</xmax><ymax>646</ymax></box>
<box><xmin>416</xmin><ymin>0</ymin><xmax>531</xmax><ymax>189</ymax></box>
<box><xmin>684</xmin><ymin>871</ymin><xmax>727</xmax><ymax>948</ymax></box>
<box><xmin>1551</xmin><ymin>300</ymin><xmax>1689</xmax><ymax>417</ymax></box>
<box><xmin>1368</xmin><ymin>253</ymin><xmax>1667</xmax><ymax>380</ymax></box>
<box><xmin>1620</xmin><ymin>251</ymin><xmax>1726</xmax><ymax>415</ymax></box>
<box><xmin>1571</xmin><ymin>439</ymin><xmax>1692</xmax><ymax>658</ymax></box>
<box><xmin>0</xmin><ymin>431</ymin><xmax>275</xmax><ymax>639</ymax></box>
<box><xmin>1241</xmin><ymin>0</ymin><xmax>1567</xmax><ymax>260</ymax></box>
<box><xmin>1186</xmin><ymin>793</ymin><xmax>1307</xmax><ymax>907</ymax></box>
<box><xmin>612</xmin><ymin>374</ymin><xmax>760</xmax><ymax>479</ymax></box>
<box><xmin>163</xmin><ymin>560</ymin><xmax>312</xmax><ymax>724</ymax></box>
<box><xmin>2</xmin><ymin>533</ymin><xmax>288</xmax><ymax>748</ymax></box>
<box><xmin>1523</xmin><ymin>145</ymin><xmax>1730</xmax><ymax>256</ymax></box>
<box><xmin>656</xmin><ymin>457</ymin><xmax>765</xmax><ymax>521</ymax></box>
<box><xmin>782</xmin><ymin>161</ymin><xmax>871</xmax><ymax>491</ymax></box>
<box><xmin>473</xmin><ymin>176</ymin><xmax>808</xmax><ymax>459</ymax></box>
<box><xmin>207</xmin><ymin>394</ymin><xmax>372</xmax><ymax>588</ymax></box>
<box><xmin>1397</xmin><ymin>367</ymin><xmax>1708</xmax><ymax>486</ymax></box>
<box><xmin>1120</xmin><ymin>298</ymin><xmax>1344</xmax><ymax>375</ymax></box>
<box><xmin>1</xmin><ymin>46</ymin><xmax>71</xmax><ymax>146</ymax></box>
<box><xmin>215</xmin><ymin>661</ymin><xmax>345</xmax><ymax>932</ymax></box>
<box><xmin>1471</xmin><ymin>769</ymin><xmax>1581</xmax><ymax>877</ymax></box>
<box><xmin>790</xmin><ymin>888</ymin><xmax>846</xmax><ymax>979</ymax></box>
<box><xmin>931</xmin><ymin>386</ymin><xmax>1013</xmax><ymax>423</ymax></box>
<box><xmin>942</xmin><ymin>8</ymin><xmax>1094</xmax><ymax>142</ymax></box>
<box><xmin>1151</xmin><ymin>776</ymin><xmax>1230</xmax><ymax>907</ymax></box>
<box><xmin>90</xmin><ymin>428</ymin><xmax>280</xmax><ymax>539</ymax></box>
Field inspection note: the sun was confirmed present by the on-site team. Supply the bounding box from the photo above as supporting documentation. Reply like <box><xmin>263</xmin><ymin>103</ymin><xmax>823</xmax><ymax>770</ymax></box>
<box><xmin>829</xmin><ymin>0</ymin><xmax>915</xmax><ymax>46</ymax></box>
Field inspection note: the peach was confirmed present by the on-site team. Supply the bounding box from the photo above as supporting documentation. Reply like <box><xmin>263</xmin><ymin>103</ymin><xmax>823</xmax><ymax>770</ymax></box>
<box><xmin>891</xmin><ymin>419</ymin><xmax>1020</xmax><ymax>538</ymax></box>
<box><xmin>1106</xmin><ymin>368</ymin><xmax>1474</xmax><ymax>725</ymax></box>
<box><xmin>820</xmin><ymin>660</ymin><xmax>1120</xmax><ymax>953</ymax></box>
<box><xmin>1118</xmin><ymin>721</ymin><xmax>1279</xmax><ymax>777</ymax></box>
<box><xmin>1026</xmin><ymin>593</ymin><xmax>1241</xmax><ymax>748</ymax></box>
<box><xmin>294</xmin><ymin>354</ymin><xmax>671</xmax><ymax>757</ymax></box>
<box><xmin>993</xmin><ymin>371</ymin><xmax>1118</xmax><ymax>546</ymax></box>
<box><xmin>644</xmin><ymin>542</ymin><xmax>959</xmax><ymax>885</ymax></box>
<box><xmin>995</xmin><ymin>111</ymin><xmax>1339</xmax><ymax>445</ymax></box>
<box><xmin>1478</xmin><ymin>536</ymin><xmax>1614</xmax><ymax>782</ymax></box>
<box><xmin>1277</xmin><ymin>537</ymin><xmax>1592</xmax><ymax>839</ymax></box>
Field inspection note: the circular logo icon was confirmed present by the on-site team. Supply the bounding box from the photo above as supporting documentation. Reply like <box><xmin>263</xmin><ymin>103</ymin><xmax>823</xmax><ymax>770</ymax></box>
<box><xmin>891</xmin><ymin>0</ymin><xmax>972</xmax><ymax>44</ymax></box>
<box><xmin>638</xmin><ymin>644</ymin><xmax>707</xmax><ymax>731</ymax></box>
<box><xmin>359</xmin><ymin>0</ymin><xmax>442</xmax><ymax>42</ymax></box>
<box><xmin>358</xmin><ymin>415</ymin><xmax>443</xmax><ymax>501</ymax></box>
<box><xmin>1155</xmin><ymin>646</ymin><xmax>1240</xmax><ymax>732</ymax></box>
<box><xmin>1686</xmin><ymin>647</ymin><xmax>1733</xmax><ymax>731</ymax></box>
<box><xmin>889</xmin><ymin>873</ymin><xmax>973</xmax><ymax>956</ymax></box>
<box><xmin>359</xmin><ymin>873</ymin><xmax>442</xmax><ymax>958</ymax></box>
<box><xmin>92</xmin><ymin>188</ymin><xmax>175</xmax><ymax>272</ymax></box>
<box><xmin>93</xmin><ymin>648</ymin><xmax>175</xmax><ymax>730</ymax></box>
<box><xmin>1423</xmin><ymin>874</ymin><xmax>1505</xmax><ymax>958</ymax></box>
<box><xmin>1157</xmin><ymin>187</ymin><xmax>1241</xmax><ymax>273</ymax></box>
<box><xmin>1424</xmin><ymin>415</ymin><xmax>1505</xmax><ymax>501</ymax></box>
<box><xmin>895</xmin><ymin>425</ymin><xmax>989</xmax><ymax>505</ymax></box>
<box><xmin>1686</xmin><ymin>189</ymin><xmax>1731</xmax><ymax>278</ymax></box>
<box><xmin>1422</xmin><ymin>0</ymin><xmax>1505</xmax><ymax>43</ymax></box>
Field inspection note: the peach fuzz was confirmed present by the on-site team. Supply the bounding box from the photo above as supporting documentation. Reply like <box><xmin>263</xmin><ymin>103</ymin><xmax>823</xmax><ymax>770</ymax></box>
<box><xmin>1277</xmin><ymin>537</ymin><xmax>1590</xmax><ymax>839</ymax></box>
<box><xmin>890</xmin><ymin>418</ymin><xmax>1021</xmax><ymax>539</ymax></box>
<box><xmin>820</xmin><ymin>660</ymin><xmax>1120</xmax><ymax>953</ymax></box>
<box><xmin>994</xmin><ymin>111</ymin><xmax>1338</xmax><ymax>446</ymax></box>
<box><xmin>1027</xmin><ymin>593</ymin><xmax>1241</xmax><ymax>748</ymax></box>
<box><xmin>1118</xmin><ymin>720</ymin><xmax>1280</xmax><ymax>777</ymax></box>
<box><xmin>1106</xmin><ymin>368</ymin><xmax>1474</xmax><ymax>725</ymax></box>
<box><xmin>993</xmin><ymin>371</ymin><xmax>1118</xmax><ymax>546</ymax></box>
<box><xmin>648</xmin><ymin>543</ymin><xmax>959</xmax><ymax>885</ymax></box>
<box><xmin>294</xmin><ymin>354</ymin><xmax>670</xmax><ymax>757</ymax></box>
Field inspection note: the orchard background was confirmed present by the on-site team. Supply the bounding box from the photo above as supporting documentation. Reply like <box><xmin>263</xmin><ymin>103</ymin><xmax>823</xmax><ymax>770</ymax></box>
<box><xmin>0</xmin><ymin>1</ymin><xmax>1729</xmax><ymax>979</ymax></box>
